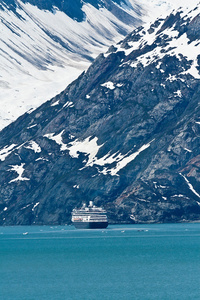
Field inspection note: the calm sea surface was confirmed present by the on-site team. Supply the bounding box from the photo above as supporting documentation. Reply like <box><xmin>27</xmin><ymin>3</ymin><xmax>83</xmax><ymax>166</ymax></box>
<box><xmin>0</xmin><ymin>223</ymin><xmax>199</xmax><ymax>300</ymax></box>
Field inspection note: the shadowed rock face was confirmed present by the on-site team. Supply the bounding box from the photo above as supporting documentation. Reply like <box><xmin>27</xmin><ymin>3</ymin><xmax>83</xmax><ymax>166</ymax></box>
<box><xmin>0</xmin><ymin>5</ymin><xmax>200</xmax><ymax>225</ymax></box>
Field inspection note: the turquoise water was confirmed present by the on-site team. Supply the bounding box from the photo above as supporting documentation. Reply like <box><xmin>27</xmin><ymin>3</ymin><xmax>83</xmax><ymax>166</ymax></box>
<box><xmin>0</xmin><ymin>223</ymin><xmax>200</xmax><ymax>300</ymax></box>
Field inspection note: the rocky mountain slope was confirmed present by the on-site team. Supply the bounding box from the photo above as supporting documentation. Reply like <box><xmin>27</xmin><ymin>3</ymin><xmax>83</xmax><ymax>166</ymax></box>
<box><xmin>1</xmin><ymin>3</ymin><xmax>200</xmax><ymax>225</ymax></box>
<box><xmin>0</xmin><ymin>0</ymin><xmax>197</xmax><ymax>130</ymax></box>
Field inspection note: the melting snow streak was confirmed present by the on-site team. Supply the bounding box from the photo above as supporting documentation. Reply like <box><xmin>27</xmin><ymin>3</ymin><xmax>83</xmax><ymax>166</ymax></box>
<box><xmin>180</xmin><ymin>173</ymin><xmax>200</xmax><ymax>199</ymax></box>
<box><xmin>101</xmin><ymin>141</ymin><xmax>153</xmax><ymax>176</ymax></box>
<box><xmin>0</xmin><ymin>144</ymin><xmax>16</xmax><ymax>161</ymax></box>
<box><xmin>32</xmin><ymin>202</ymin><xmax>40</xmax><ymax>211</ymax></box>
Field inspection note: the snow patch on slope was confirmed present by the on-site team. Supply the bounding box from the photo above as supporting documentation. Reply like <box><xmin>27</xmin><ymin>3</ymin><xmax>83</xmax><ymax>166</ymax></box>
<box><xmin>24</xmin><ymin>141</ymin><xmax>41</xmax><ymax>153</ymax></box>
<box><xmin>101</xmin><ymin>81</ymin><xmax>115</xmax><ymax>89</ymax></box>
<box><xmin>8</xmin><ymin>163</ymin><xmax>30</xmax><ymax>183</ymax></box>
<box><xmin>44</xmin><ymin>131</ymin><xmax>153</xmax><ymax>175</ymax></box>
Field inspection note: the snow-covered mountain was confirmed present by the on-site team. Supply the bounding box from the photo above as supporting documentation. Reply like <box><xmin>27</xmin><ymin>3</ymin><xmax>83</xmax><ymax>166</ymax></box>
<box><xmin>0</xmin><ymin>0</ymin><xmax>198</xmax><ymax>130</ymax></box>
<box><xmin>0</xmin><ymin>2</ymin><xmax>200</xmax><ymax>225</ymax></box>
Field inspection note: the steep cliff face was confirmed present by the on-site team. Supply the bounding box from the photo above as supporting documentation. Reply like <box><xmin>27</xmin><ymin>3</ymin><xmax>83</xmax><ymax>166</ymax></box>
<box><xmin>1</xmin><ymin>4</ymin><xmax>200</xmax><ymax>225</ymax></box>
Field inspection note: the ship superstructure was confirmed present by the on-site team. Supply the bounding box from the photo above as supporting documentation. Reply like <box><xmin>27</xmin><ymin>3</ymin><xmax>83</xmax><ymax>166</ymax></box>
<box><xmin>71</xmin><ymin>201</ymin><xmax>108</xmax><ymax>229</ymax></box>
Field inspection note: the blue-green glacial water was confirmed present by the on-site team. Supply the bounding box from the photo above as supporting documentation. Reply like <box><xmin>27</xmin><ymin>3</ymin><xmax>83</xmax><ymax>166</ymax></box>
<box><xmin>0</xmin><ymin>223</ymin><xmax>199</xmax><ymax>300</ymax></box>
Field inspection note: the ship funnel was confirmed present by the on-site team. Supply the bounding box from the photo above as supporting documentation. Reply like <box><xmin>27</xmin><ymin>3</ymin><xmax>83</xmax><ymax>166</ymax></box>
<box><xmin>89</xmin><ymin>201</ymin><xmax>93</xmax><ymax>207</ymax></box>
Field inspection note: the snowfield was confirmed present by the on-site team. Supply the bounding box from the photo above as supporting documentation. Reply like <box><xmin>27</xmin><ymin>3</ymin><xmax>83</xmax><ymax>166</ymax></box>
<box><xmin>0</xmin><ymin>0</ymin><xmax>199</xmax><ymax>130</ymax></box>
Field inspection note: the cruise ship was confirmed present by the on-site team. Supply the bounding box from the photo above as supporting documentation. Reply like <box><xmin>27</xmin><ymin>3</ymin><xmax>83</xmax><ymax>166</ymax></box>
<box><xmin>71</xmin><ymin>201</ymin><xmax>108</xmax><ymax>229</ymax></box>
